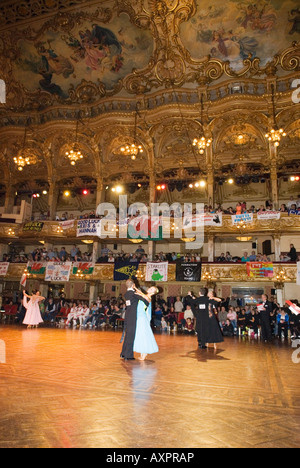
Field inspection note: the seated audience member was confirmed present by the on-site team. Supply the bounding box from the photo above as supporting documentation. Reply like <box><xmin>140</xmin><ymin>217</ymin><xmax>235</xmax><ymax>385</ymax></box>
<box><xmin>218</xmin><ymin>306</ymin><xmax>227</xmax><ymax>330</ymax></box>
<box><xmin>161</xmin><ymin>316</ymin><xmax>168</xmax><ymax>331</ymax></box>
<box><xmin>227</xmin><ymin>308</ymin><xmax>237</xmax><ymax>333</ymax></box>
<box><xmin>183</xmin><ymin>317</ymin><xmax>195</xmax><ymax>334</ymax></box>
<box><xmin>44</xmin><ymin>298</ymin><xmax>57</xmax><ymax>322</ymax></box>
<box><xmin>237</xmin><ymin>309</ymin><xmax>248</xmax><ymax>335</ymax></box>
<box><xmin>222</xmin><ymin>319</ymin><xmax>234</xmax><ymax>337</ymax></box>
<box><xmin>66</xmin><ymin>302</ymin><xmax>78</xmax><ymax>327</ymax></box>
<box><xmin>248</xmin><ymin>251</ymin><xmax>257</xmax><ymax>261</ymax></box>
<box><xmin>248</xmin><ymin>309</ymin><xmax>260</xmax><ymax>335</ymax></box>
<box><xmin>277</xmin><ymin>308</ymin><xmax>289</xmax><ymax>339</ymax></box>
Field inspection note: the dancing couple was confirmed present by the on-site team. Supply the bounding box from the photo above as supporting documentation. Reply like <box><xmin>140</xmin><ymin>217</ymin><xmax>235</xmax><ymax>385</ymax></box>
<box><xmin>121</xmin><ymin>279</ymin><xmax>159</xmax><ymax>361</ymax></box>
<box><xmin>186</xmin><ymin>288</ymin><xmax>224</xmax><ymax>349</ymax></box>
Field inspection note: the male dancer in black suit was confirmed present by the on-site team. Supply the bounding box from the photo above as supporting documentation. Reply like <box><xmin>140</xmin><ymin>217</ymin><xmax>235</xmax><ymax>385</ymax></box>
<box><xmin>120</xmin><ymin>279</ymin><xmax>149</xmax><ymax>360</ymax></box>
<box><xmin>260</xmin><ymin>293</ymin><xmax>273</xmax><ymax>342</ymax></box>
<box><xmin>186</xmin><ymin>288</ymin><xmax>210</xmax><ymax>349</ymax></box>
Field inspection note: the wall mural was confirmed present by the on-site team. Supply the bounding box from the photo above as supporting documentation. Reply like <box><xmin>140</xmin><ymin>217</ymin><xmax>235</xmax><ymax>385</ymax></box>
<box><xmin>11</xmin><ymin>11</ymin><xmax>154</xmax><ymax>99</ymax></box>
<box><xmin>180</xmin><ymin>0</ymin><xmax>300</xmax><ymax>69</ymax></box>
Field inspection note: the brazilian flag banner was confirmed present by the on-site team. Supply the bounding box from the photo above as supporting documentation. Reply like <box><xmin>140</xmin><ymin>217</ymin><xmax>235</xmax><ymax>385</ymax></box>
<box><xmin>113</xmin><ymin>260</ymin><xmax>140</xmax><ymax>281</ymax></box>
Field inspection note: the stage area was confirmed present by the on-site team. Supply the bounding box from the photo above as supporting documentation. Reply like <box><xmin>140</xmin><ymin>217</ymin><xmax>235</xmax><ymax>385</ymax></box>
<box><xmin>0</xmin><ymin>326</ymin><xmax>299</xmax><ymax>448</ymax></box>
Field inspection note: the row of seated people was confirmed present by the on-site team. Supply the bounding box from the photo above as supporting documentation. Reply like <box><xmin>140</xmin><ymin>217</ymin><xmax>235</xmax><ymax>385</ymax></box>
<box><xmin>1</xmin><ymin>295</ymin><xmax>300</xmax><ymax>340</ymax></box>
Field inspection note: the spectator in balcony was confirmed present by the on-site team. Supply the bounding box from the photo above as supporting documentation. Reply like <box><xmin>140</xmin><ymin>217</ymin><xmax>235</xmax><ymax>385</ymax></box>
<box><xmin>217</xmin><ymin>252</ymin><xmax>226</xmax><ymax>262</ymax></box>
<box><xmin>236</xmin><ymin>203</ymin><xmax>242</xmax><ymax>215</ymax></box>
<box><xmin>289</xmin><ymin>243</ymin><xmax>297</xmax><ymax>262</ymax></box>
<box><xmin>70</xmin><ymin>245</ymin><xmax>79</xmax><ymax>260</ymax></box>
<box><xmin>59</xmin><ymin>247</ymin><xmax>67</xmax><ymax>261</ymax></box>
<box><xmin>279</xmin><ymin>204</ymin><xmax>288</xmax><ymax>212</ymax></box>
<box><xmin>287</xmin><ymin>196</ymin><xmax>298</xmax><ymax>209</ymax></box>
<box><xmin>241</xmin><ymin>252</ymin><xmax>249</xmax><ymax>262</ymax></box>
<box><xmin>248</xmin><ymin>250</ymin><xmax>257</xmax><ymax>261</ymax></box>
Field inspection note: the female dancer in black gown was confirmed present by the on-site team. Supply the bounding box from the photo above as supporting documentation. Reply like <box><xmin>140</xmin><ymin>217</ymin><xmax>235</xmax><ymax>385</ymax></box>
<box><xmin>207</xmin><ymin>290</ymin><xmax>224</xmax><ymax>349</ymax></box>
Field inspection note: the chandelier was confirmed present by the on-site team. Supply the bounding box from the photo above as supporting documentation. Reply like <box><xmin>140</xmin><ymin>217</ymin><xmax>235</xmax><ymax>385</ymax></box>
<box><xmin>65</xmin><ymin>119</ymin><xmax>84</xmax><ymax>166</ymax></box>
<box><xmin>192</xmin><ymin>136</ymin><xmax>212</xmax><ymax>154</ymax></box>
<box><xmin>65</xmin><ymin>145</ymin><xmax>84</xmax><ymax>166</ymax></box>
<box><xmin>120</xmin><ymin>102</ymin><xmax>143</xmax><ymax>160</ymax></box>
<box><xmin>120</xmin><ymin>142</ymin><xmax>143</xmax><ymax>160</ymax></box>
<box><xmin>13</xmin><ymin>126</ymin><xmax>37</xmax><ymax>171</ymax></box>
<box><xmin>193</xmin><ymin>93</ymin><xmax>212</xmax><ymax>154</ymax></box>
<box><xmin>265</xmin><ymin>84</ymin><xmax>286</xmax><ymax>147</ymax></box>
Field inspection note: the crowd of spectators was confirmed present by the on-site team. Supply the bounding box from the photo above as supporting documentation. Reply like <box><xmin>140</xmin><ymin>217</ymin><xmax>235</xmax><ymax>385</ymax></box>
<box><xmin>34</xmin><ymin>196</ymin><xmax>300</xmax><ymax>222</ymax></box>
<box><xmin>2</xmin><ymin>292</ymin><xmax>299</xmax><ymax>342</ymax></box>
<box><xmin>2</xmin><ymin>240</ymin><xmax>299</xmax><ymax>265</ymax></box>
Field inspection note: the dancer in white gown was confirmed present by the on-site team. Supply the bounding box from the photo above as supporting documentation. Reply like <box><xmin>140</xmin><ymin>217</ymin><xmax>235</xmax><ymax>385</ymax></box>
<box><xmin>134</xmin><ymin>287</ymin><xmax>159</xmax><ymax>361</ymax></box>
<box><xmin>23</xmin><ymin>290</ymin><xmax>45</xmax><ymax>329</ymax></box>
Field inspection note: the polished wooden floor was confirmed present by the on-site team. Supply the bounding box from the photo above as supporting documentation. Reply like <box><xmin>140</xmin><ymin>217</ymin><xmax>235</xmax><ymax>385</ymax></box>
<box><xmin>0</xmin><ymin>324</ymin><xmax>299</xmax><ymax>448</ymax></box>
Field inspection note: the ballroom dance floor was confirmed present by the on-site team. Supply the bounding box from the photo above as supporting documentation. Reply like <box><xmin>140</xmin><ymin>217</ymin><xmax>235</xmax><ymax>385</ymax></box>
<box><xmin>0</xmin><ymin>325</ymin><xmax>299</xmax><ymax>448</ymax></box>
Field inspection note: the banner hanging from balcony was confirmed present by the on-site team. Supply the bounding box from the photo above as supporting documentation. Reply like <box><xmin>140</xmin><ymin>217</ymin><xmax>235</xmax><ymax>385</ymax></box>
<box><xmin>246</xmin><ymin>262</ymin><xmax>273</xmax><ymax>279</ymax></box>
<box><xmin>45</xmin><ymin>262</ymin><xmax>72</xmax><ymax>282</ymax></box>
<box><xmin>23</xmin><ymin>221</ymin><xmax>44</xmax><ymax>232</ymax></box>
<box><xmin>232</xmin><ymin>213</ymin><xmax>253</xmax><ymax>225</ymax></box>
<box><xmin>77</xmin><ymin>219</ymin><xmax>100</xmax><ymax>237</ymax></box>
<box><xmin>257</xmin><ymin>211</ymin><xmax>281</xmax><ymax>220</ymax></box>
<box><xmin>176</xmin><ymin>262</ymin><xmax>202</xmax><ymax>282</ymax></box>
<box><xmin>27</xmin><ymin>262</ymin><xmax>46</xmax><ymax>275</ymax></box>
<box><xmin>0</xmin><ymin>262</ymin><xmax>9</xmax><ymax>276</ymax></box>
<box><xmin>146</xmin><ymin>262</ymin><xmax>168</xmax><ymax>282</ymax></box>
<box><xmin>114</xmin><ymin>260</ymin><xmax>140</xmax><ymax>281</ymax></box>
<box><xmin>127</xmin><ymin>215</ymin><xmax>163</xmax><ymax>241</ymax></box>
<box><xmin>72</xmin><ymin>262</ymin><xmax>94</xmax><ymax>275</ymax></box>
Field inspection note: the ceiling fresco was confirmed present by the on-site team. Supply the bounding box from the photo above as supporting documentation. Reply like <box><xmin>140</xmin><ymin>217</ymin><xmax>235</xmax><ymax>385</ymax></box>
<box><xmin>10</xmin><ymin>9</ymin><xmax>154</xmax><ymax>99</ymax></box>
<box><xmin>0</xmin><ymin>0</ymin><xmax>299</xmax><ymax>110</ymax></box>
<box><xmin>180</xmin><ymin>0</ymin><xmax>300</xmax><ymax>69</ymax></box>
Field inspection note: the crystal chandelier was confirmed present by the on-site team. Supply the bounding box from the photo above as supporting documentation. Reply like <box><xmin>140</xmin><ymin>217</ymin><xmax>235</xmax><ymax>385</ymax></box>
<box><xmin>120</xmin><ymin>102</ymin><xmax>143</xmax><ymax>160</ymax></box>
<box><xmin>13</xmin><ymin>126</ymin><xmax>36</xmax><ymax>171</ymax></box>
<box><xmin>65</xmin><ymin>119</ymin><xmax>84</xmax><ymax>166</ymax></box>
<box><xmin>65</xmin><ymin>145</ymin><xmax>84</xmax><ymax>166</ymax></box>
<box><xmin>14</xmin><ymin>154</ymin><xmax>31</xmax><ymax>171</ymax></box>
<box><xmin>192</xmin><ymin>136</ymin><xmax>212</xmax><ymax>154</ymax></box>
<box><xmin>193</xmin><ymin>93</ymin><xmax>212</xmax><ymax>154</ymax></box>
<box><xmin>120</xmin><ymin>142</ymin><xmax>143</xmax><ymax>160</ymax></box>
<box><xmin>265</xmin><ymin>84</ymin><xmax>286</xmax><ymax>147</ymax></box>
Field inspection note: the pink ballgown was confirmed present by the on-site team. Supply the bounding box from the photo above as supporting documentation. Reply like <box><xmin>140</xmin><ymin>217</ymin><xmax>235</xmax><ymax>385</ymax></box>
<box><xmin>23</xmin><ymin>296</ymin><xmax>43</xmax><ymax>326</ymax></box>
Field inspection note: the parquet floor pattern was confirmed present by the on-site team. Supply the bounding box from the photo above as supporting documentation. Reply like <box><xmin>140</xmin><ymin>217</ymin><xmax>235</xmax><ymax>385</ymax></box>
<box><xmin>0</xmin><ymin>325</ymin><xmax>299</xmax><ymax>448</ymax></box>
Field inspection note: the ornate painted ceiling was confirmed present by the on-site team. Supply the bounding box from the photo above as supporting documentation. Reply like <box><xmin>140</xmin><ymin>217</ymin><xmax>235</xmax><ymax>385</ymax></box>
<box><xmin>0</xmin><ymin>0</ymin><xmax>299</xmax><ymax>213</ymax></box>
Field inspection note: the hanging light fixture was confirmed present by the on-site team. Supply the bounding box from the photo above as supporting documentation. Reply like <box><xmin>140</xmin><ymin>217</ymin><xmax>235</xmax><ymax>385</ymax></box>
<box><xmin>193</xmin><ymin>94</ymin><xmax>212</xmax><ymax>154</ymax></box>
<box><xmin>265</xmin><ymin>84</ymin><xmax>286</xmax><ymax>147</ymax></box>
<box><xmin>120</xmin><ymin>102</ymin><xmax>144</xmax><ymax>160</ymax></box>
<box><xmin>13</xmin><ymin>125</ymin><xmax>37</xmax><ymax>172</ymax></box>
<box><xmin>65</xmin><ymin>119</ymin><xmax>84</xmax><ymax>166</ymax></box>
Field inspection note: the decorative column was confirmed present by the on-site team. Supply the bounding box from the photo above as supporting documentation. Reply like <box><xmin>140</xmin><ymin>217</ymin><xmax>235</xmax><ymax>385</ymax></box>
<box><xmin>95</xmin><ymin>177</ymin><xmax>106</xmax><ymax>208</ymax></box>
<box><xmin>208</xmin><ymin>234</ymin><xmax>215</xmax><ymax>263</ymax></box>
<box><xmin>206</xmin><ymin>146</ymin><xmax>214</xmax><ymax>208</ymax></box>
<box><xmin>269</xmin><ymin>148</ymin><xmax>279</xmax><ymax>210</ymax></box>
<box><xmin>148</xmin><ymin>140</ymin><xmax>156</xmax><ymax>262</ymax></box>
<box><xmin>4</xmin><ymin>184</ymin><xmax>15</xmax><ymax>214</ymax></box>
<box><xmin>48</xmin><ymin>179</ymin><xmax>59</xmax><ymax>221</ymax></box>
<box><xmin>273</xmin><ymin>233</ymin><xmax>281</xmax><ymax>262</ymax></box>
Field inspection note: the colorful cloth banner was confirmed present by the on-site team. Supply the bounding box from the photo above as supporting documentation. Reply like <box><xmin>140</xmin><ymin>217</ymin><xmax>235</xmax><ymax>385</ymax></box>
<box><xmin>23</xmin><ymin>221</ymin><xmax>44</xmax><ymax>232</ymax></box>
<box><xmin>232</xmin><ymin>213</ymin><xmax>253</xmax><ymax>225</ymax></box>
<box><xmin>114</xmin><ymin>260</ymin><xmax>140</xmax><ymax>281</ymax></box>
<box><xmin>45</xmin><ymin>262</ymin><xmax>72</xmax><ymax>282</ymax></box>
<box><xmin>72</xmin><ymin>262</ymin><xmax>94</xmax><ymax>275</ymax></box>
<box><xmin>146</xmin><ymin>262</ymin><xmax>168</xmax><ymax>282</ymax></box>
<box><xmin>176</xmin><ymin>262</ymin><xmax>202</xmax><ymax>282</ymax></box>
<box><xmin>0</xmin><ymin>262</ymin><xmax>9</xmax><ymax>276</ymax></box>
<box><xmin>127</xmin><ymin>215</ymin><xmax>163</xmax><ymax>240</ymax></box>
<box><xmin>77</xmin><ymin>219</ymin><xmax>101</xmax><ymax>237</ymax></box>
<box><xmin>27</xmin><ymin>262</ymin><xmax>46</xmax><ymax>275</ymax></box>
<box><xmin>257</xmin><ymin>211</ymin><xmax>281</xmax><ymax>220</ymax></box>
<box><xmin>246</xmin><ymin>262</ymin><xmax>273</xmax><ymax>278</ymax></box>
